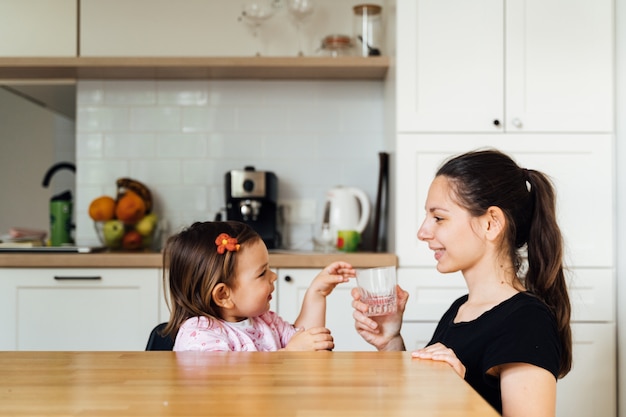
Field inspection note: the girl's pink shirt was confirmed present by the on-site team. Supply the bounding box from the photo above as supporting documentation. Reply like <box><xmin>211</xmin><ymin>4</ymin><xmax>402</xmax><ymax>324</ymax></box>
<box><xmin>173</xmin><ymin>311</ymin><xmax>297</xmax><ymax>351</ymax></box>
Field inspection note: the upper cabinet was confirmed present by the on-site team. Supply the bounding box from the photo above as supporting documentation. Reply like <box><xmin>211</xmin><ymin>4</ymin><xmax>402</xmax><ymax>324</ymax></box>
<box><xmin>79</xmin><ymin>0</ymin><xmax>369</xmax><ymax>58</ymax></box>
<box><xmin>0</xmin><ymin>0</ymin><xmax>389</xmax><ymax>80</ymax></box>
<box><xmin>0</xmin><ymin>0</ymin><xmax>77</xmax><ymax>57</ymax></box>
<box><xmin>80</xmin><ymin>0</ymin><xmax>245</xmax><ymax>57</ymax></box>
<box><xmin>396</xmin><ymin>0</ymin><xmax>614</xmax><ymax>133</ymax></box>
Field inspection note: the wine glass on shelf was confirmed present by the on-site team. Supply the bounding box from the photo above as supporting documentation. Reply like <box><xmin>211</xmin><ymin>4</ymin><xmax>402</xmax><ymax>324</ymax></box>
<box><xmin>286</xmin><ymin>0</ymin><xmax>315</xmax><ymax>56</ymax></box>
<box><xmin>240</xmin><ymin>2</ymin><xmax>276</xmax><ymax>56</ymax></box>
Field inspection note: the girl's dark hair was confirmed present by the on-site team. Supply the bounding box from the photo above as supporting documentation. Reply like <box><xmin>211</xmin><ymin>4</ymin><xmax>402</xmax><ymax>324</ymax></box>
<box><xmin>161</xmin><ymin>221</ymin><xmax>261</xmax><ymax>340</ymax></box>
<box><xmin>437</xmin><ymin>149</ymin><xmax>572</xmax><ymax>377</ymax></box>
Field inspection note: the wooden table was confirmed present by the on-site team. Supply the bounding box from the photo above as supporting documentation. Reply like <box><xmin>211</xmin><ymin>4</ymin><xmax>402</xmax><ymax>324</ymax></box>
<box><xmin>0</xmin><ymin>351</ymin><xmax>499</xmax><ymax>417</ymax></box>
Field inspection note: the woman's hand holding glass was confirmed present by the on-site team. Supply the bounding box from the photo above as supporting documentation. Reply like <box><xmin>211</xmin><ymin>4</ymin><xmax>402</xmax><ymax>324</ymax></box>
<box><xmin>351</xmin><ymin>285</ymin><xmax>409</xmax><ymax>351</ymax></box>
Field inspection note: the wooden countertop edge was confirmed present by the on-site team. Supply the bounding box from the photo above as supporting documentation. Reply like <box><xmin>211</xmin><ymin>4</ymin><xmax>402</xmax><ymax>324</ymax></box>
<box><xmin>0</xmin><ymin>252</ymin><xmax>397</xmax><ymax>269</ymax></box>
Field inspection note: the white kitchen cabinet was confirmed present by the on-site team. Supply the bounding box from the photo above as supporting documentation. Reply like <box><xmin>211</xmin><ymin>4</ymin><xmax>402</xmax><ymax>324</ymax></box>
<box><xmin>79</xmin><ymin>0</ymin><xmax>359</xmax><ymax>58</ymax></box>
<box><xmin>394</xmin><ymin>133</ymin><xmax>613</xmax><ymax>269</ymax></box>
<box><xmin>0</xmin><ymin>0</ymin><xmax>77</xmax><ymax>57</ymax></box>
<box><xmin>0</xmin><ymin>268</ymin><xmax>160</xmax><ymax>351</ymax></box>
<box><xmin>80</xmin><ymin>0</ymin><xmax>234</xmax><ymax>57</ymax></box>
<box><xmin>276</xmin><ymin>268</ymin><xmax>376</xmax><ymax>351</ymax></box>
<box><xmin>556</xmin><ymin>323</ymin><xmax>616</xmax><ymax>417</ymax></box>
<box><xmin>396</xmin><ymin>0</ymin><xmax>613</xmax><ymax>133</ymax></box>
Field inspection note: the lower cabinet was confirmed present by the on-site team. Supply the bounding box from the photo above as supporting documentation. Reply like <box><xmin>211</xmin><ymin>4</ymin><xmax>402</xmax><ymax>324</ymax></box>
<box><xmin>0</xmin><ymin>268</ymin><xmax>160</xmax><ymax>351</ymax></box>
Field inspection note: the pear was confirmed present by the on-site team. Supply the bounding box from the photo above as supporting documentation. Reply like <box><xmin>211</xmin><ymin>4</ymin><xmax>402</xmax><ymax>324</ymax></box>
<box><xmin>135</xmin><ymin>213</ymin><xmax>158</xmax><ymax>237</ymax></box>
<box><xmin>102</xmin><ymin>220</ymin><xmax>125</xmax><ymax>248</ymax></box>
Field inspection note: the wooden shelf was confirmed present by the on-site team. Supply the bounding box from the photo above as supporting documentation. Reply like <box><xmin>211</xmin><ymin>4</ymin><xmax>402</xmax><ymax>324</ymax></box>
<box><xmin>0</xmin><ymin>56</ymin><xmax>389</xmax><ymax>81</ymax></box>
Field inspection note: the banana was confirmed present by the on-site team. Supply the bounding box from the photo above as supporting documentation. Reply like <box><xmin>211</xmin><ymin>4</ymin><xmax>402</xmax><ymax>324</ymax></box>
<box><xmin>116</xmin><ymin>177</ymin><xmax>153</xmax><ymax>214</ymax></box>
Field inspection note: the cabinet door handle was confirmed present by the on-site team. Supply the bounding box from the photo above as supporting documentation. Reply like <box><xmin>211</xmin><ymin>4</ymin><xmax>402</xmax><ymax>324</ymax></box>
<box><xmin>511</xmin><ymin>118</ymin><xmax>523</xmax><ymax>128</ymax></box>
<box><xmin>54</xmin><ymin>276</ymin><xmax>102</xmax><ymax>281</ymax></box>
<box><xmin>284</xmin><ymin>275</ymin><xmax>292</xmax><ymax>282</ymax></box>
<box><xmin>493</xmin><ymin>119</ymin><xmax>501</xmax><ymax>127</ymax></box>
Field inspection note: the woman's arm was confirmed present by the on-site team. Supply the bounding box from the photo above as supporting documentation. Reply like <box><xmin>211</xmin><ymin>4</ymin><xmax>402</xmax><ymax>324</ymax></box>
<box><xmin>499</xmin><ymin>363</ymin><xmax>557</xmax><ymax>417</ymax></box>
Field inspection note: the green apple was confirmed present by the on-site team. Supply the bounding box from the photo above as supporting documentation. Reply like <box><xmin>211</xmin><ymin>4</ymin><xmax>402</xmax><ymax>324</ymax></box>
<box><xmin>135</xmin><ymin>213</ymin><xmax>158</xmax><ymax>237</ymax></box>
<box><xmin>102</xmin><ymin>220</ymin><xmax>125</xmax><ymax>248</ymax></box>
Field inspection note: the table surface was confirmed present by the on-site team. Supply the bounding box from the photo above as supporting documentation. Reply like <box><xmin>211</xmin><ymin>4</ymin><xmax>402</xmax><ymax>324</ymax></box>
<box><xmin>0</xmin><ymin>351</ymin><xmax>498</xmax><ymax>417</ymax></box>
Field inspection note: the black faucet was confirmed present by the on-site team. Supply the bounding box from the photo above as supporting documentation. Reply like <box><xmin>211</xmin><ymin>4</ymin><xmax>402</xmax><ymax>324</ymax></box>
<box><xmin>42</xmin><ymin>162</ymin><xmax>76</xmax><ymax>188</ymax></box>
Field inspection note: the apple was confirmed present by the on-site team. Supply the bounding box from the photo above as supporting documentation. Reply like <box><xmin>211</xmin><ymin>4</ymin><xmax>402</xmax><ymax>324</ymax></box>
<box><xmin>135</xmin><ymin>213</ymin><xmax>158</xmax><ymax>237</ymax></box>
<box><xmin>122</xmin><ymin>230</ymin><xmax>143</xmax><ymax>250</ymax></box>
<box><xmin>102</xmin><ymin>220</ymin><xmax>125</xmax><ymax>248</ymax></box>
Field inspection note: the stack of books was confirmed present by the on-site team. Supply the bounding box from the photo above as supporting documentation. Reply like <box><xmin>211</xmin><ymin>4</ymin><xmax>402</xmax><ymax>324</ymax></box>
<box><xmin>0</xmin><ymin>228</ymin><xmax>47</xmax><ymax>248</ymax></box>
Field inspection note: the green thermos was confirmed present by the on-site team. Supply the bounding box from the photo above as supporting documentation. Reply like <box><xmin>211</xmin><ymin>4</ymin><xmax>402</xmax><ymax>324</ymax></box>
<box><xmin>49</xmin><ymin>191</ymin><xmax>73</xmax><ymax>246</ymax></box>
<box><xmin>42</xmin><ymin>162</ymin><xmax>76</xmax><ymax>247</ymax></box>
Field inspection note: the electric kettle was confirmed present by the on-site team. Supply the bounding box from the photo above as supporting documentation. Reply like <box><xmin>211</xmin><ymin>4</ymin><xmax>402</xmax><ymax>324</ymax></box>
<box><xmin>323</xmin><ymin>186</ymin><xmax>371</xmax><ymax>236</ymax></box>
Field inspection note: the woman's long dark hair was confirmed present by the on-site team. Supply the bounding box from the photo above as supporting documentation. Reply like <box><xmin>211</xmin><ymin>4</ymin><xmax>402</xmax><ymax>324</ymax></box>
<box><xmin>437</xmin><ymin>149</ymin><xmax>572</xmax><ymax>377</ymax></box>
<box><xmin>161</xmin><ymin>221</ymin><xmax>261</xmax><ymax>340</ymax></box>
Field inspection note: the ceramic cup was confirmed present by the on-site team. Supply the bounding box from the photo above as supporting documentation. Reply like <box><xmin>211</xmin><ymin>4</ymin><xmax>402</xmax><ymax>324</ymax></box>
<box><xmin>356</xmin><ymin>266</ymin><xmax>397</xmax><ymax>316</ymax></box>
<box><xmin>337</xmin><ymin>229</ymin><xmax>360</xmax><ymax>252</ymax></box>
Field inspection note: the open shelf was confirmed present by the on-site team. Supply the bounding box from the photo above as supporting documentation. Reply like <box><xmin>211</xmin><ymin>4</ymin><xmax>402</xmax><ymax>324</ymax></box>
<box><xmin>0</xmin><ymin>56</ymin><xmax>389</xmax><ymax>81</ymax></box>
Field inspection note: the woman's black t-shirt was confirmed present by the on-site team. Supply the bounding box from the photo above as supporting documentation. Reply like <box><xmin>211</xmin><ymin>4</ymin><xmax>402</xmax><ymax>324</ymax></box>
<box><xmin>427</xmin><ymin>292</ymin><xmax>561</xmax><ymax>414</ymax></box>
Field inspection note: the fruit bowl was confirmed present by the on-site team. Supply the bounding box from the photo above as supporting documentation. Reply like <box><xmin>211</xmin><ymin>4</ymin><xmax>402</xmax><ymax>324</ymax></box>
<box><xmin>94</xmin><ymin>215</ymin><xmax>159</xmax><ymax>251</ymax></box>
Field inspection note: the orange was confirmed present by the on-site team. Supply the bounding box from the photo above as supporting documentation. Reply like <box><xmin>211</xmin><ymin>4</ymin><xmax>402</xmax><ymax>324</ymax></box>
<box><xmin>88</xmin><ymin>196</ymin><xmax>116</xmax><ymax>221</ymax></box>
<box><xmin>115</xmin><ymin>191</ymin><xmax>146</xmax><ymax>224</ymax></box>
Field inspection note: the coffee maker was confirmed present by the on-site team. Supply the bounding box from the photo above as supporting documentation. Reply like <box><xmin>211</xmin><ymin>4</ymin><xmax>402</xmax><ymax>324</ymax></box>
<box><xmin>225</xmin><ymin>166</ymin><xmax>280</xmax><ymax>249</ymax></box>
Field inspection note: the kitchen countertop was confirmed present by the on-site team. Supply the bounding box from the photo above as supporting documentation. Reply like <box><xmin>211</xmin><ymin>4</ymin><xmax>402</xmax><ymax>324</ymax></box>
<box><xmin>0</xmin><ymin>251</ymin><xmax>397</xmax><ymax>269</ymax></box>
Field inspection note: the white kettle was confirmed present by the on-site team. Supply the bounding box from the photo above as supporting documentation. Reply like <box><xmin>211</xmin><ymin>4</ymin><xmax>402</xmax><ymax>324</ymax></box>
<box><xmin>323</xmin><ymin>186</ymin><xmax>371</xmax><ymax>235</ymax></box>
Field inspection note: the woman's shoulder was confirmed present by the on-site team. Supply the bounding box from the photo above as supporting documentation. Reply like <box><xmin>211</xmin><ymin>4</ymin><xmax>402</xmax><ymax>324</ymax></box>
<box><xmin>497</xmin><ymin>292</ymin><xmax>557</xmax><ymax>328</ymax></box>
<box><xmin>505</xmin><ymin>292</ymin><xmax>552</xmax><ymax>313</ymax></box>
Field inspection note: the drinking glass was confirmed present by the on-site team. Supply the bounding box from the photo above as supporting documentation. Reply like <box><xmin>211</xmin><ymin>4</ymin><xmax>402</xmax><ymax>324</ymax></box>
<box><xmin>240</xmin><ymin>2</ymin><xmax>276</xmax><ymax>56</ymax></box>
<box><xmin>286</xmin><ymin>0</ymin><xmax>315</xmax><ymax>56</ymax></box>
<box><xmin>356</xmin><ymin>266</ymin><xmax>397</xmax><ymax>316</ymax></box>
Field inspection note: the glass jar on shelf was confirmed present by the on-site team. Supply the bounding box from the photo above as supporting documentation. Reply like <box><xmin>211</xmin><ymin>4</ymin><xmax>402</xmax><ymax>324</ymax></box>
<box><xmin>353</xmin><ymin>4</ymin><xmax>383</xmax><ymax>57</ymax></box>
<box><xmin>319</xmin><ymin>34</ymin><xmax>354</xmax><ymax>57</ymax></box>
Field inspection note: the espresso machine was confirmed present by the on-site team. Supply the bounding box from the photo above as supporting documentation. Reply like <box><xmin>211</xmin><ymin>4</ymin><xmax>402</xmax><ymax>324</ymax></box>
<box><xmin>225</xmin><ymin>166</ymin><xmax>280</xmax><ymax>249</ymax></box>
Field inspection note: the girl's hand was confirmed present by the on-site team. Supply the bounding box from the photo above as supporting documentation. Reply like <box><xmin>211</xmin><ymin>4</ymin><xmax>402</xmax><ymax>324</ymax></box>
<box><xmin>309</xmin><ymin>262</ymin><xmax>356</xmax><ymax>297</ymax></box>
<box><xmin>352</xmin><ymin>285</ymin><xmax>409</xmax><ymax>351</ymax></box>
<box><xmin>411</xmin><ymin>342</ymin><xmax>467</xmax><ymax>378</ymax></box>
<box><xmin>284</xmin><ymin>327</ymin><xmax>334</xmax><ymax>351</ymax></box>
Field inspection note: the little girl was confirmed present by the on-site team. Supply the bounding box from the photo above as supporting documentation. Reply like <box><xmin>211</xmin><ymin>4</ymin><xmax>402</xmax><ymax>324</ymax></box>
<box><xmin>161</xmin><ymin>220</ymin><xmax>356</xmax><ymax>351</ymax></box>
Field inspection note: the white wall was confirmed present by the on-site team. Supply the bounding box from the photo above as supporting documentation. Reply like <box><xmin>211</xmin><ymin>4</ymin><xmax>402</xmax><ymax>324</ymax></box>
<box><xmin>75</xmin><ymin>80</ymin><xmax>385</xmax><ymax>250</ymax></box>
<box><xmin>0</xmin><ymin>88</ymin><xmax>75</xmax><ymax>238</ymax></box>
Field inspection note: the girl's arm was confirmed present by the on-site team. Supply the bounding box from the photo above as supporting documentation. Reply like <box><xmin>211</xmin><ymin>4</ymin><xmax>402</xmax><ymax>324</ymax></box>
<box><xmin>293</xmin><ymin>262</ymin><xmax>355</xmax><ymax>330</ymax></box>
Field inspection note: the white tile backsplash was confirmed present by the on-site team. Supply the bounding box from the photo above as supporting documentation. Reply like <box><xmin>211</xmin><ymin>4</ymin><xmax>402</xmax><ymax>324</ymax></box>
<box><xmin>130</xmin><ymin>107</ymin><xmax>181</xmax><ymax>131</ymax></box>
<box><xmin>76</xmin><ymin>79</ymin><xmax>385</xmax><ymax>249</ymax></box>
<box><xmin>103</xmin><ymin>133</ymin><xmax>156</xmax><ymax>158</ymax></box>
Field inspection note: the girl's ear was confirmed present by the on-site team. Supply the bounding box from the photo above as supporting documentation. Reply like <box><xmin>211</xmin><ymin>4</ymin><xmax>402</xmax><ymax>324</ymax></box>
<box><xmin>484</xmin><ymin>206</ymin><xmax>506</xmax><ymax>241</ymax></box>
<box><xmin>212</xmin><ymin>283</ymin><xmax>233</xmax><ymax>308</ymax></box>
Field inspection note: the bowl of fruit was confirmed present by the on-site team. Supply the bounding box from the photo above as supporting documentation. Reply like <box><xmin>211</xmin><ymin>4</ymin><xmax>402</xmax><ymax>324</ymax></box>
<box><xmin>89</xmin><ymin>178</ymin><xmax>160</xmax><ymax>251</ymax></box>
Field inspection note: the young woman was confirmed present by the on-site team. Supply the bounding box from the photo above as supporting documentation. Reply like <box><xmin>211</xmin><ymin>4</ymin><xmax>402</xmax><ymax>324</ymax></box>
<box><xmin>352</xmin><ymin>149</ymin><xmax>572</xmax><ymax>416</ymax></box>
<box><xmin>163</xmin><ymin>220</ymin><xmax>355</xmax><ymax>351</ymax></box>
